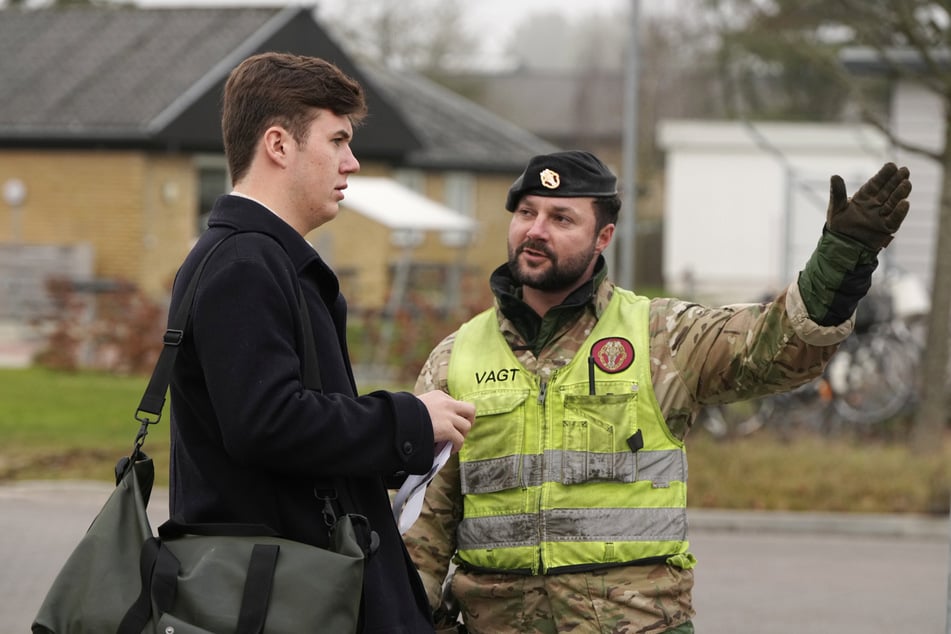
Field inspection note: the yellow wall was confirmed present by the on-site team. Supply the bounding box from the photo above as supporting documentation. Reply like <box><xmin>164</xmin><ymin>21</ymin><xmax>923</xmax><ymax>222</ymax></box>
<box><xmin>140</xmin><ymin>154</ymin><xmax>199</xmax><ymax>295</ymax></box>
<box><xmin>310</xmin><ymin>203</ymin><xmax>392</xmax><ymax>307</ymax></box>
<box><xmin>469</xmin><ymin>175</ymin><xmax>514</xmax><ymax>276</ymax></box>
<box><xmin>0</xmin><ymin>149</ymin><xmax>195</xmax><ymax>298</ymax></box>
<box><xmin>0</xmin><ymin>150</ymin><xmax>517</xmax><ymax>311</ymax></box>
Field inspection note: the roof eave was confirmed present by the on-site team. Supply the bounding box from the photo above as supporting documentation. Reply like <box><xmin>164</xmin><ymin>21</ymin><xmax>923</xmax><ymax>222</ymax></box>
<box><xmin>0</xmin><ymin>127</ymin><xmax>224</xmax><ymax>152</ymax></box>
<box><xmin>146</xmin><ymin>6</ymin><xmax>299</xmax><ymax>135</ymax></box>
<box><xmin>840</xmin><ymin>45</ymin><xmax>951</xmax><ymax>74</ymax></box>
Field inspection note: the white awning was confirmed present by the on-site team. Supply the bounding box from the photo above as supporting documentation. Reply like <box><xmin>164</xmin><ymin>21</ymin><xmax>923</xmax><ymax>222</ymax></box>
<box><xmin>341</xmin><ymin>176</ymin><xmax>476</xmax><ymax>239</ymax></box>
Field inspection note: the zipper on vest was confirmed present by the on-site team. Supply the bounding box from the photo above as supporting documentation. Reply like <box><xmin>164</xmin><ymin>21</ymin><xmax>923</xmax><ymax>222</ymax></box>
<box><xmin>536</xmin><ymin>373</ymin><xmax>553</xmax><ymax>575</ymax></box>
<box><xmin>538</xmin><ymin>378</ymin><xmax>548</xmax><ymax>404</ymax></box>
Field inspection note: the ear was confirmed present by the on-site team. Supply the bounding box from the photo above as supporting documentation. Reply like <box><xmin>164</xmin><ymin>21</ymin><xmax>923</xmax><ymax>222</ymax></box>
<box><xmin>263</xmin><ymin>126</ymin><xmax>290</xmax><ymax>167</ymax></box>
<box><xmin>595</xmin><ymin>223</ymin><xmax>615</xmax><ymax>254</ymax></box>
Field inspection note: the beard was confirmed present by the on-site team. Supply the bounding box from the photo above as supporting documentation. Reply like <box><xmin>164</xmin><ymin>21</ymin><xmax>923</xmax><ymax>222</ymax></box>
<box><xmin>507</xmin><ymin>238</ymin><xmax>597</xmax><ymax>292</ymax></box>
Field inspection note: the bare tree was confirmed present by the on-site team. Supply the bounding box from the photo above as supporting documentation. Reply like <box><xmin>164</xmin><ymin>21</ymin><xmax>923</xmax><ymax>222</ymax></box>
<box><xmin>1</xmin><ymin>0</ymin><xmax>127</xmax><ymax>7</ymax></box>
<box><xmin>317</xmin><ymin>0</ymin><xmax>478</xmax><ymax>73</ymax></box>
<box><xmin>701</xmin><ymin>0</ymin><xmax>951</xmax><ymax>451</ymax></box>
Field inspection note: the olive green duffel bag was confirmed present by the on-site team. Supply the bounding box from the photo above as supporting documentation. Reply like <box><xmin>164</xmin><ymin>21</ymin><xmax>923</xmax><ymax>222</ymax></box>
<box><xmin>31</xmin><ymin>454</ymin><xmax>368</xmax><ymax>634</ymax></box>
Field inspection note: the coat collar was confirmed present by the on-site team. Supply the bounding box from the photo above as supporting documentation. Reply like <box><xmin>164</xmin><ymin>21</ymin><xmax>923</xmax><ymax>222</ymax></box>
<box><xmin>205</xmin><ymin>194</ymin><xmax>322</xmax><ymax>275</ymax></box>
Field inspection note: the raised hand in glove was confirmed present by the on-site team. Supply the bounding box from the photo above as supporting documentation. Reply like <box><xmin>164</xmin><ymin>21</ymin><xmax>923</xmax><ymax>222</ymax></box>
<box><xmin>826</xmin><ymin>162</ymin><xmax>911</xmax><ymax>250</ymax></box>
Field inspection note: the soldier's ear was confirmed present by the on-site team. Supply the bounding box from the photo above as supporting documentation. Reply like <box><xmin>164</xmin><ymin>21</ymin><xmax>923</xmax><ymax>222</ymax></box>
<box><xmin>595</xmin><ymin>223</ymin><xmax>615</xmax><ymax>254</ymax></box>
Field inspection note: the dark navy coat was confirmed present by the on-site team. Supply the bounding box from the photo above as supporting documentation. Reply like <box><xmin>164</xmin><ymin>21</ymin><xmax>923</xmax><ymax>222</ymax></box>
<box><xmin>169</xmin><ymin>194</ymin><xmax>435</xmax><ymax>632</ymax></box>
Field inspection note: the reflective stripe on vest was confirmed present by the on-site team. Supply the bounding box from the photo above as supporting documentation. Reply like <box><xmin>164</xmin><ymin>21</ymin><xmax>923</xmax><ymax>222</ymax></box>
<box><xmin>460</xmin><ymin>448</ymin><xmax>685</xmax><ymax>495</ymax></box>
<box><xmin>448</xmin><ymin>289</ymin><xmax>693</xmax><ymax>574</ymax></box>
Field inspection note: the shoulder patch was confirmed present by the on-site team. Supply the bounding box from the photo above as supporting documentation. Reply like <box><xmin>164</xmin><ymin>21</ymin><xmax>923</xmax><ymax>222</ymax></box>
<box><xmin>591</xmin><ymin>337</ymin><xmax>634</xmax><ymax>373</ymax></box>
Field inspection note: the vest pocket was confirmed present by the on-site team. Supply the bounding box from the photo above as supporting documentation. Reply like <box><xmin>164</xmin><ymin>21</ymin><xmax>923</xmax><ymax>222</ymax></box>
<box><xmin>562</xmin><ymin>392</ymin><xmax>637</xmax><ymax>484</ymax></box>
<box><xmin>459</xmin><ymin>390</ymin><xmax>531</xmax><ymax>494</ymax></box>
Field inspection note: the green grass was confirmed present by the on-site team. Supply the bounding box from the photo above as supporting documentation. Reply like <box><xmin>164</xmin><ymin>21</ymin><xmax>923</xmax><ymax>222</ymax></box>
<box><xmin>0</xmin><ymin>367</ymin><xmax>168</xmax><ymax>483</ymax></box>
<box><xmin>687</xmin><ymin>431</ymin><xmax>951</xmax><ymax>515</ymax></box>
<box><xmin>2</xmin><ymin>368</ymin><xmax>949</xmax><ymax>515</ymax></box>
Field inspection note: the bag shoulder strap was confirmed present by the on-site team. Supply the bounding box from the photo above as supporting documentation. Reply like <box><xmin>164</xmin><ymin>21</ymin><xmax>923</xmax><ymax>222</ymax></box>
<box><xmin>133</xmin><ymin>232</ymin><xmax>233</xmax><ymax>433</ymax></box>
<box><xmin>130</xmin><ymin>231</ymin><xmax>320</xmax><ymax>454</ymax></box>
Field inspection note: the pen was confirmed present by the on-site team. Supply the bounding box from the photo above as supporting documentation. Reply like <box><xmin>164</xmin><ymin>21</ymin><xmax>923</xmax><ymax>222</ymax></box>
<box><xmin>588</xmin><ymin>355</ymin><xmax>595</xmax><ymax>395</ymax></box>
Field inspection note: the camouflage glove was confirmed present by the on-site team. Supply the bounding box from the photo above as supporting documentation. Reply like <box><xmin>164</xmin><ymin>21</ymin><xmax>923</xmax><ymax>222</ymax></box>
<box><xmin>825</xmin><ymin>162</ymin><xmax>911</xmax><ymax>250</ymax></box>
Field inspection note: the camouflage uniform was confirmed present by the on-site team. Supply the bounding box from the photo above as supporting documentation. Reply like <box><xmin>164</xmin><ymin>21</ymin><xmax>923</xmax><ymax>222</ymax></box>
<box><xmin>406</xmin><ymin>262</ymin><xmax>852</xmax><ymax>634</ymax></box>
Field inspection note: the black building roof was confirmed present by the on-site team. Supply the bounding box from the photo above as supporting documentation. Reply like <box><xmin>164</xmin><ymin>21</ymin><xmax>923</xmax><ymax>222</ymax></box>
<box><xmin>0</xmin><ymin>5</ymin><xmax>554</xmax><ymax>170</ymax></box>
<box><xmin>359</xmin><ymin>63</ymin><xmax>560</xmax><ymax>171</ymax></box>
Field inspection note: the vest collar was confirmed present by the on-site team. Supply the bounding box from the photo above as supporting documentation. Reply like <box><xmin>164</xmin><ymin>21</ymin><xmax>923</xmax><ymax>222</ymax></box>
<box><xmin>489</xmin><ymin>255</ymin><xmax>610</xmax><ymax>354</ymax></box>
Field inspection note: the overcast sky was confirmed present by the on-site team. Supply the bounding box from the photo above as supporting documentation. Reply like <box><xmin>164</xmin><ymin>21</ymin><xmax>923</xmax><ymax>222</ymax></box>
<box><xmin>132</xmin><ymin>0</ymin><xmax>628</xmax><ymax>21</ymax></box>
<box><xmin>130</xmin><ymin>0</ymin><xmax>636</xmax><ymax>64</ymax></box>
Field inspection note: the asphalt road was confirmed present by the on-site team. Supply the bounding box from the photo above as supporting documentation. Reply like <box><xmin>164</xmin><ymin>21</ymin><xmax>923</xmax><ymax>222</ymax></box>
<box><xmin>691</xmin><ymin>528</ymin><xmax>947</xmax><ymax>633</ymax></box>
<box><xmin>3</xmin><ymin>480</ymin><xmax>948</xmax><ymax>633</ymax></box>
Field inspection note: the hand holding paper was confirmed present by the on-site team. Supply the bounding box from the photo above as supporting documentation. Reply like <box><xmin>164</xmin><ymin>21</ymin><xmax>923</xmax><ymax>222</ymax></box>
<box><xmin>416</xmin><ymin>390</ymin><xmax>475</xmax><ymax>454</ymax></box>
<box><xmin>392</xmin><ymin>442</ymin><xmax>452</xmax><ymax>534</ymax></box>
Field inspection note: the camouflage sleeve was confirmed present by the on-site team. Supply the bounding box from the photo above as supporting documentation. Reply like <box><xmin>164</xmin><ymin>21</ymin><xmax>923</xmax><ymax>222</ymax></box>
<box><xmin>413</xmin><ymin>332</ymin><xmax>454</xmax><ymax>394</ymax></box>
<box><xmin>650</xmin><ymin>280</ymin><xmax>851</xmax><ymax>437</ymax></box>
<box><xmin>403</xmin><ymin>454</ymin><xmax>463</xmax><ymax>608</ymax></box>
<box><xmin>405</xmin><ymin>332</ymin><xmax>462</xmax><ymax>608</ymax></box>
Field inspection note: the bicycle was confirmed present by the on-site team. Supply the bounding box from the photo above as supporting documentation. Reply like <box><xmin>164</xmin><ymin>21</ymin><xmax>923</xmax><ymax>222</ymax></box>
<box><xmin>697</xmin><ymin>276</ymin><xmax>921</xmax><ymax>439</ymax></box>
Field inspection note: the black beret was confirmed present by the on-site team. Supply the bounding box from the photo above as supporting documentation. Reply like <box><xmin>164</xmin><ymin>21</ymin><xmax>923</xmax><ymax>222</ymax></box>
<box><xmin>505</xmin><ymin>150</ymin><xmax>618</xmax><ymax>212</ymax></box>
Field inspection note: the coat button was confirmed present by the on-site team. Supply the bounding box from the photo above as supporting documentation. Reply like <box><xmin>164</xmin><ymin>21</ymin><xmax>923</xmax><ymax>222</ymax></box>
<box><xmin>402</xmin><ymin>441</ymin><xmax>414</xmax><ymax>455</ymax></box>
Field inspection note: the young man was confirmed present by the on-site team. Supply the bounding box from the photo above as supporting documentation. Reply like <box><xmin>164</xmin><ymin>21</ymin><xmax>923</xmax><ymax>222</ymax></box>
<box><xmin>404</xmin><ymin>150</ymin><xmax>911</xmax><ymax>633</ymax></box>
<box><xmin>168</xmin><ymin>52</ymin><xmax>474</xmax><ymax>632</ymax></box>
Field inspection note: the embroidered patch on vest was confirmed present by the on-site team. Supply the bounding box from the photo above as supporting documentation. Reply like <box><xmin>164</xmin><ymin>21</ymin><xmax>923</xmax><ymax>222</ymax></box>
<box><xmin>591</xmin><ymin>337</ymin><xmax>634</xmax><ymax>373</ymax></box>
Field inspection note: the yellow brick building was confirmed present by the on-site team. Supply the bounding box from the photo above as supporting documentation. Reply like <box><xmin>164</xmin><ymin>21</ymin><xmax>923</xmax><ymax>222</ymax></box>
<box><xmin>0</xmin><ymin>6</ymin><xmax>558</xmax><ymax>318</ymax></box>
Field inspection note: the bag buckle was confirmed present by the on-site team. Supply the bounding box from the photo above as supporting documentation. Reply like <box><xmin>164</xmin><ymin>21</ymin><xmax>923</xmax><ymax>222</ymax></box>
<box><xmin>314</xmin><ymin>488</ymin><xmax>338</xmax><ymax>527</ymax></box>
<box><xmin>163</xmin><ymin>329</ymin><xmax>184</xmax><ymax>346</ymax></box>
<box><xmin>349</xmin><ymin>514</ymin><xmax>380</xmax><ymax>557</ymax></box>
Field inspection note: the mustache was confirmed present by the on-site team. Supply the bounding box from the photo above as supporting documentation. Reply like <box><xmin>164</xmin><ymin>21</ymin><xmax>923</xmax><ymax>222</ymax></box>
<box><xmin>516</xmin><ymin>239</ymin><xmax>555</xmax><ymax>259</ymax></box>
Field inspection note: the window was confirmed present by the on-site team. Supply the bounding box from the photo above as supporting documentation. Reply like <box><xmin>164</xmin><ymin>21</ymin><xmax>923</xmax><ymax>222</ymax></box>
<box><xmin>393</xmin><ymin>168</ymin><xmax>425</xmax><ymax>194</ymax></box>
<box><xmin>443</xmin><ymin>171</ymin><xmax>474</xmax><ymax>217</ymax></box>
<box><xmin>195</xmin><ymin>155</ymin><xmax>230</xmax><ymax>234</ymax></box>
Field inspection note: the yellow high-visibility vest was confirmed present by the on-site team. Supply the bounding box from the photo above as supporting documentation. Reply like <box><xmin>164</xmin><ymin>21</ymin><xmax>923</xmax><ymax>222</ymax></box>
<box><xmin>448</xmin><ymin>289</ymin><xmax>695</xmax><ymax>574</ymax></box>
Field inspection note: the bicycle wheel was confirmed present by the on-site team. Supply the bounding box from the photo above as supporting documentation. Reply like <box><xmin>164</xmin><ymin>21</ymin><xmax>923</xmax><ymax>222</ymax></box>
<box><xmin>764</xmin><ymin>377</ymin><xmax>835</xmax><ymax>434</ymax></box>
<box><xmin>829</xmin><ymin>327</ymin><xmax>918</xmax><ymax>425</ymax></box>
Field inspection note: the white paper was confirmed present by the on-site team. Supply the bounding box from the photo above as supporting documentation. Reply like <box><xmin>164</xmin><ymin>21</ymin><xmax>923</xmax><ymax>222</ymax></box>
<box><xmin>392</xmin><ymin>441</ymin><xmax>452</xmax><ymax>534</ymax></box>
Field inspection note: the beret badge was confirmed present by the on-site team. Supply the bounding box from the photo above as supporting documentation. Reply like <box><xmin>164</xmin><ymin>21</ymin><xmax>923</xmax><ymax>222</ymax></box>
<box><xmin>539</xmin><ymin>168</ymin><xmax>561</xmax><ymax>190</ymax></box>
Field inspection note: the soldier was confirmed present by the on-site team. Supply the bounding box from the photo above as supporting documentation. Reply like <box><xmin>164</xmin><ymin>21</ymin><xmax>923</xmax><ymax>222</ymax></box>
<box><xmin>404</xmin><ymin>150</ymin><xmax>911</xmax><ymax>633</ymax></box>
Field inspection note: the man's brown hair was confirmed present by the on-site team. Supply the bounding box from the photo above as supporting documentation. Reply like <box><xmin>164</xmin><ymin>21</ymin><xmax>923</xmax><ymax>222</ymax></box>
<box><xmin>222</xmin><ymin>52</ymin><xmax>367</xmax><ymax>184</ymax></box>
<box><xmin>593</xmin><ymin>195</ymin><xmax>621</xmax><ymax>232</ymax></box>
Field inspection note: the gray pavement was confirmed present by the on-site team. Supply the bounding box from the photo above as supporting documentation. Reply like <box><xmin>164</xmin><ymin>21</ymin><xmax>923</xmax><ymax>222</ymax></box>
<box><xmin>3</xmin><ymin>480</ymin><xmax>948</xmax><ymax>633</ymax></box>
<box><xmin>690</xmin><ymin>514</ymin><xmax>948</xmax><ymax>633</ymax></box>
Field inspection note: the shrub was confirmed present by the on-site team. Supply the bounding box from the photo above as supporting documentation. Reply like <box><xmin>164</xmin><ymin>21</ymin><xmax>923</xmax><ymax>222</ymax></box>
<box><xmin>33</xmin><ymin>278</ymin><xmax>165</xmax><ymax>376</ymax></box>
